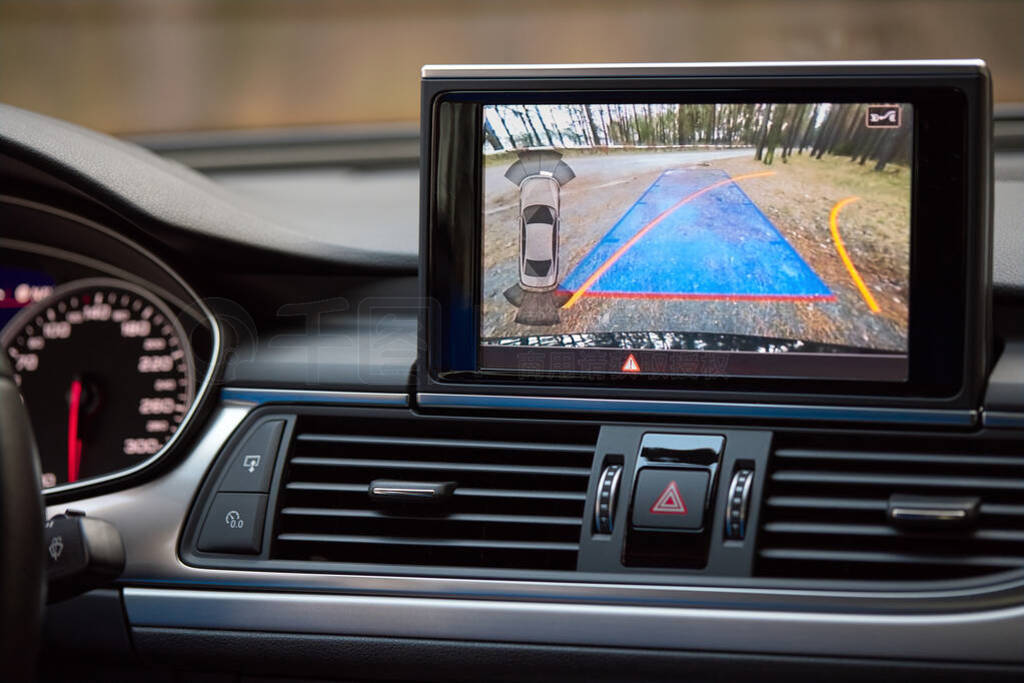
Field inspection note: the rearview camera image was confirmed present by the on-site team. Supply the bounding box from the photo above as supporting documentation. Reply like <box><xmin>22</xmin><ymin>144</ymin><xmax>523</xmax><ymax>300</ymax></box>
<box><xmin>479</xmin><ymin>102</ymin><xmax>912</xmax><ymax>380</ymax></box>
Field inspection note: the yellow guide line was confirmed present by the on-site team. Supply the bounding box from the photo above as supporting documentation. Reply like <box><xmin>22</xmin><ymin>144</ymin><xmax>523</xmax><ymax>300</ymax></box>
<box><xmin>562</xmin><ymin>171</ymin><xmax>777</xmax><ymax>310</ymax></box>
<box><xmin>828</xmin><ymin>196</ymin><xmax>880</xmax><ymax>314</ymax></box>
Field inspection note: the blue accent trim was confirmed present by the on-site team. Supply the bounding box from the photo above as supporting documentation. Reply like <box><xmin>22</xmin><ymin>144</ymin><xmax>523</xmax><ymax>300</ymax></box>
<box><xmin>983</xmin><ymin>412</ymin><xmax>1024</xmax><ymax>429</ymax></box>
<box><xmin>418</xmin><ymin>393</ymin><xmax>977</xmax><ymax>427</ymax></box>
<box><xmin>221</xmin><ymin>387</ymin><xmax>408</xmax><ymax>407</ymax></box>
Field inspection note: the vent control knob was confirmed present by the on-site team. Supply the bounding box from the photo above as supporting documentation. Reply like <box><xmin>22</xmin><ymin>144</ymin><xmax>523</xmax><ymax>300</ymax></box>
<box><xmin>724</xmin><ymin>469</ymin><xmax>754</xmax><ymax>540</ymax></box>
<box><xmin>594</xmin><ymin>464</ymin><xmax>624</xmax><ymax>534</ymax></box>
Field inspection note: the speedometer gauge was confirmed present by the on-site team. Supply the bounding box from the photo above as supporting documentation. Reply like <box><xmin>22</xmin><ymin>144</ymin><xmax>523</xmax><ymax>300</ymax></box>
<box><xmin>1</xmin><ymin>278</ymin><xmax>196</xmax><ymax>489</ymax></box>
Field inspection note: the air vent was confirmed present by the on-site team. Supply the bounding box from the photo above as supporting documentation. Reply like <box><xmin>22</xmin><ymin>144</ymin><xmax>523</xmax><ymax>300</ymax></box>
<box><xmin>271</xmin><ymin>415</ymin><xmax>596</xmax><ymax>571</ymax></box>
<box><xmin>757</xmin><ymin>441</ymin><xmax>1024</xmax><ymax>582</ymax></box>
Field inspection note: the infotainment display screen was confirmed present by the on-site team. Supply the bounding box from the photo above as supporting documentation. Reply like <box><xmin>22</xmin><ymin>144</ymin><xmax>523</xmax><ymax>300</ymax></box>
<box><xmin>479</xmin><ymin>102</ymin><xmax>912</xmax><ymax>381</ymax></box>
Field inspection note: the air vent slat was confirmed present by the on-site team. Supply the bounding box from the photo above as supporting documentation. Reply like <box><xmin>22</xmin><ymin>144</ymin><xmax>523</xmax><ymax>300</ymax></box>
<box><xmin>271</xmin><ymin>415</ymin><xmax>596</xmax><ymax>572</ymax></box>
<box><xmin>285</xmin><ymin>481</ymin><xmax>588</xmax><ymax>501</ymax></box>
<box><xmin>286</xmin><ymin>482</ymin><xmax>366</xmax><ymax>492</ymax></box>
<box><xmin>773</xmin><ymin>449</ymin><xmax>1024</xmax><ymax>468</ymax></box>
<box><xmin>276</xmin><ymin>533</ymin><xmax>579</xmax><ymax>552</ymax></box>
<box><xmin>763</xmin><ymin>521</ymin><xmax>1024</xmax><ymax>542</ymax></box>
<box><xmin>454</xmin><ymin>487</ymin><xmax>588</xmax><ymax>501</ymax></box>
<box><xmin>760</xmin><ymin>548</ymin><xmax>1024</xmax><ymax>569</ymax></box>
<box><xmin>765</xmin><ymin>496</ymin><xmax>887</xmax><ymax>511</ymax></box>
<box><xmin>280</xmin><ymin>507</ymin><xmax>581</xmax><ymax>526</ymax></box>
<box><xmin>289</xmin><ymin>456</ymin><xmax>590</xmax><ymax>477</ymax></box>
<box><xmin>981</xmin><ymin>504</ymin><xmax>1024</xmax><ymax>517</ymax></box>
<box><xmin>757</xmin><ymin>439</ymin><xmax>1024</xmax><ymax>582</ymax></box>
<box><xmin>297</xmin><ymin>433</ymin><xmax>593</xmax><ymax>453</ymax></box>
<box><xmin>771</xmin><ymin>471</ymin><xmax>1024</xmax><ymax>491</ymax></box>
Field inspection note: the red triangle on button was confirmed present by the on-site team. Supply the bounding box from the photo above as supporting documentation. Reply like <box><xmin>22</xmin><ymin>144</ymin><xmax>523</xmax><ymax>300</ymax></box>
<box><xmin>650</xmin><ymin>480</ymin><xmax>688</xmax><ymax>515</ymax></box>
<box><xmin>621</xmin><ymin>354</ymin><xmax>640</xmax><ymax>372</ymax></box>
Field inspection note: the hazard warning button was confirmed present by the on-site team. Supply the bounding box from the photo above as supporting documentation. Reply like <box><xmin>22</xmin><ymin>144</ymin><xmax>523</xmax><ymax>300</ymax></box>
<box><xmin>632</xmin><ymin>469</ymin><xmax>710</xmax><ymax>531</ymax></box>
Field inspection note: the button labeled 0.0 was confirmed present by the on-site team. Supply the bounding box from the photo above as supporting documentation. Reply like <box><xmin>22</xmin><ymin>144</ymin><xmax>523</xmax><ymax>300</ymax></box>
<box><xmin>197</xmin><ymin>492</ymin><xmax>267</xmax><ymax>554</ymax></box>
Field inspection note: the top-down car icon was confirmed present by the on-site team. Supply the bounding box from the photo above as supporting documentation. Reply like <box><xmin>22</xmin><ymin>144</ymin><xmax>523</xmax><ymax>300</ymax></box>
<box><xmin>518</xmin><ymin>174</ymin><xmax>561</xmax><ymax>291</ymax></box>
<box><xmin>503</xmin><ymin>149</ymin><xmax>575</xmax><ymax>295</ymax></box>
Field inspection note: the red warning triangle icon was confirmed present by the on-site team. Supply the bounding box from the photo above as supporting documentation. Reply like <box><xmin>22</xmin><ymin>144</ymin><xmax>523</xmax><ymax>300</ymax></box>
<box><xmin>621</xmin><ymin>354</ymin><xmax>641</xmax><ymax>373</ymax></box>
<box><xmin>650</xmin><ymin>481</ymin><xmax>688</xmax><ymax>515</ymax></box>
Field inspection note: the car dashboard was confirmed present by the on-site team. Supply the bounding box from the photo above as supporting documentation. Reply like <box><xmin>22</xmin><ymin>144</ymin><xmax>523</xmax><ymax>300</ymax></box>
<box><xmin>3</xmin><ymin>89</ymin><xmax>1024</xmax><ymax>682</ymax></box>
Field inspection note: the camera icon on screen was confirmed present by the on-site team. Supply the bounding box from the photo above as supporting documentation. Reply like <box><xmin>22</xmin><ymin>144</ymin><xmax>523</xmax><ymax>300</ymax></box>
<box><xmin>866</xmin><ymin>104</ymin><xmax>902</xmax><ymax>128</ymax></box>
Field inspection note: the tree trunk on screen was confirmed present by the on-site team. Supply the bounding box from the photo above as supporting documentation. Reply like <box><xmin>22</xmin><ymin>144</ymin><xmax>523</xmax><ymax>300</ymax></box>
<box><xmin>483</xmin><ymin>119</ymin><xmax>503</xmax><ymax>151</ymax></box>
<box><xmin>835</xmin><ymin>105</ymin><xmax>864</xmax><ymax>155</ymax></box>
<box><xmin>813</xmin><ymin>106</ymin><xmax>841</xmax><ymax>159</ymax></box>
<box><xmin>763</xmin><ymin>104</ymin><xmax>789</xmax><ymax>164</ymax></box>
<box><xmin>584</xmin><ymin>105</ymin><xmax>601</xmax><ymax>146</ymax></box>
<box><xmin>815</xmin><ymin>111</ymin><xmax>839</xmax><ymax>156</ymax></box>
<box><xmin>782</xmin><ymin>104</ymin><xmax>809</xmax><ymax>159</ymax></box>
<box><xmin>754</xmin><ymin>104</ymin><xmax>773</xmax><ymax>161</ymax></box>
<box><xmin>874</xmin><ymin>125</ymin><xmax>911</xmax><ymax>171</ymax></box>
<box><xmin>823</xmin><ymin>105</ymin><xmax>860</xmax><ymax>156</ymax></box>
<box><xmin>858</xmin><ymin>129</ymin><xmax>885</xmax><ymax>165</ymax></box>
<box><xmin>848</xmin><ymin>121</ymin><xmax>870</xmax><ymax>161</ymax></box>
<box><xmin>728</xmin><ymin>105</ymin><xmax>742</xmax><ymax>145</ymax></box>
<box><xmin>570</xmin><ymin>107</ymin><xmax>589</xmax><ymax>146</ymax></box>
<box><xmin>598</xmin><ymin>105</ymin><xmax>612</xmax><ymax>146</ymax></box>
<box><xmin>628</xmin><ymin>104</ymin><xmax>640</xmax><ymax>145</ymax></box>
<box><xmin>533</xmin><ymin>106</ymin><xmax>555</xmax><ymax>146</ymax></box>
<box><xmin>798</xmin><ymin>103</ymin><xmax>819</xmax><ymax>154</ymax></box>
<box><xmin>517</xmin><ymin>108</ymin><xmax>543</xmax><ymax>146</ymax></box>
<box><xmin>742</xmin><ymin>104</ymin><xmax>757</xmax><ymax>145</ymax></box>
<box><xmin>495</xmin><ymin>108</ymin><xmax>517</xmax><ymax>149</ymax></box>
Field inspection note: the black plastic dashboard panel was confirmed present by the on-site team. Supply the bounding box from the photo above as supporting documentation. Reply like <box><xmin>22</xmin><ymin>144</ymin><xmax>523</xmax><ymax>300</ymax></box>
<box><xmin>0</xmin><ymin>104</ymin><xmax>416</xmax><ymax>272</ymax></box>
<box><xmin>220</xmin><ymin>275</ymin><xmax>419</xmax><ymax>393</ymax></box>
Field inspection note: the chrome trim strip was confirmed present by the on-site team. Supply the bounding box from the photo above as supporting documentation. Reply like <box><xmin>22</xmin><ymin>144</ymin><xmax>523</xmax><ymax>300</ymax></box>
<box><xmin>891</xmin><ymin>508</ymin><xmax>968</xmax><ymax>522</ymax></box>
<box><xmin>1</xmin><ymin>196</ymin><xmax>223</xmax><ymax>497</ymax></box>
<box><xmin>984</xmin><ymin>412</ymin><xmax>1024</xmax><ymax>429</ymax></box>
<box><xmin>370</xmin><ymin>487</ymin><xmax>436</xmax><ymax>497</ymax></box>
<box><xmin>123</xmin><ymin>587</ymin><xmax>1024</xmax><ymax>663</ymax></box>
<box><xmin>724</xmin><ymin>469</ymin><xmax>754</xmax><ymax>540</ymax></box>
<box><xmin>593</xmin><ymin>464</ymin><xmax>623</xmax><ymax>535</ymax></box>
<box><xmin>220</xmin><ymin>387</ymin><xmax>408</xmax><ymax>407</ymax></box>
<box><xmin>422</xmin><ymin>59</ymin><xmax>987</xmax><ymax>79</ymax></box>
<box><xmin>417</xmin><ymin>393</ymin><xmax>978</xmax><ymax>426</ymax></box>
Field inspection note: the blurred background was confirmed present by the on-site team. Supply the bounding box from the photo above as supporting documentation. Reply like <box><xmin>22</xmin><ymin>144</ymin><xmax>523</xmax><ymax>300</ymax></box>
<box><xmin>1</xmin><ymin>0</ymin><xmax>1021</xmax><ymax>135</ymax></box>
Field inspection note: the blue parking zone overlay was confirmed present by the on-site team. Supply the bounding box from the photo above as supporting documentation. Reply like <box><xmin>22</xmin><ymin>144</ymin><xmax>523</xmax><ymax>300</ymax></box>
<box><xmin>559</xmin><ymin>168</ymin><xmax>833</xmax><ymax>301</ymax></box>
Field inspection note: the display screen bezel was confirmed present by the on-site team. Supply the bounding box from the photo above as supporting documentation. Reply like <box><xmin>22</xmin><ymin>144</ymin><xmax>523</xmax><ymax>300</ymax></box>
<box><xmin>422</xmin><ymin>74</ymin><xmax>987</xmax><ymax>406</ymax></box>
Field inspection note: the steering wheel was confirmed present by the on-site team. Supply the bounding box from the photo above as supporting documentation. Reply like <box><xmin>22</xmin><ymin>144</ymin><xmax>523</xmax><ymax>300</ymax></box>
<box><xmin>0</xmin><ymin>355</ymin><xmax>45</xmax><ymax>678</ymax></box>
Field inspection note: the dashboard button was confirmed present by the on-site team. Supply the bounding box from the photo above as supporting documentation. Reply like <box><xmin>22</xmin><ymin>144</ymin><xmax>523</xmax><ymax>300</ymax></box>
<box><xmin>219</xmin><ymin>420</ymin><xmax>284</xmax><ymax>493</ymax></box>
<box><xmin>632</xmin><ymin>469</ymin><xmax>709</xmax><ymax>531</ymax></box>
<box><xmin>197</xmin><ymin>492</ymin><xmax>267</xmax><ymax>554</ymax></box>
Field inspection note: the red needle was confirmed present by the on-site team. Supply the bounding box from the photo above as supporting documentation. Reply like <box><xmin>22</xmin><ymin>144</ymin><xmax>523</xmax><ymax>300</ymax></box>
<box><xmin>67</xmin><ymin>379</ymin><xmax>83</xmax><ymax>483</ymax></box>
